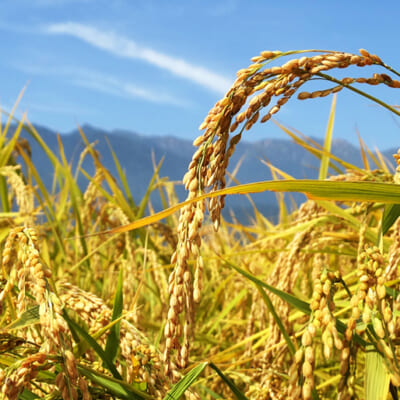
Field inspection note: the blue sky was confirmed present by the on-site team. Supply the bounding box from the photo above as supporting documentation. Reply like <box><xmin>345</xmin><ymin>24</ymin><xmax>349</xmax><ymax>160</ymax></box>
<box><xmin>1</xmin><ymin>0</ymin><xmax>400</xmax><ymax>150</ymax></box>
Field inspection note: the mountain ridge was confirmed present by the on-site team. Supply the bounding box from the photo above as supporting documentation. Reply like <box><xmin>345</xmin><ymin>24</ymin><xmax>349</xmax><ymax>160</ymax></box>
<box><xmin>14</xmin><ymin>123</ymin><xmax>399</xmax><ymax>222</ymax></box>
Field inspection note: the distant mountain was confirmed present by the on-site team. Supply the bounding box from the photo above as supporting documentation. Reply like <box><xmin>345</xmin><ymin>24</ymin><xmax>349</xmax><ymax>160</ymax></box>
<box><xmin>14</xmin><ymin>123</ymin><xmax>398</xmax><ymax>223</ymax></box>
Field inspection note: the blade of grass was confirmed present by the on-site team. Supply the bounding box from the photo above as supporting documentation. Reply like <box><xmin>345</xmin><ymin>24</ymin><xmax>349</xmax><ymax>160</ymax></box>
<box><xmin>269</xmin><ymin>163</ymin><xmax>289</xmax><ymax>224</ymax></box>
<box><xmin>136</xmin><ymin>158</ymin><xmax>164</xmax><ymax>219</ymax></box>
<box><xmin>196</xmin><ymin>385</ymin><xmax>224</xmax><ymax>399</ymax></box>
<box><xmin>62</xmin><ymin>309</ymin><xmax>122</xmax><ymax>380</ymax></box>
<box><xmin>98</xmin><ymin>180</ymin><xmax>400</xmax><ymax>237</ymax></box>
<box><xmin>365</xmin><ymin>142</ymin><xmax>387</xmax><ymax>171</ymax></box>
<box><xmin>163</xmin><ymin>362</ymin><xmax>208</xmax><ymax>400</ymax></box>
<box><xmin>19</xmin><ymin>389</ymin><xmax>39</xmax><ymax>400</ymax></box>
<box><xmin>219</xmin><ymin>255</ymin><xmax>311</xmax><ymax>315</ymax></box>
<box><xmin>77</xmin><ymin>365</ymin><xmax>151</xmax><ymax>400</ymax></box>
<box><xmin>365</xmin><ymin>346</ymin><xmax>390</xmax><ymax>400</ymax></box>
<box><xmin>206</xmin><ymin>289</ymin><xmax>247</xmax><ymax>335</ymax></box>
<box><xmin>226</xmin><ymin>170</ymin><xmax>275</xmax><ymax>230</ymax></box>
<box><xmin>319</xmin><ymin>94</ymin><xmax>336</xmax><ymax>180</ymax></box>
<box><xmin>256</xmin><ymin>285</ymin><xmax>295</xmax><ymax>355</ymax></box>
<box><xmin>56</xmin><ymin>134</ymin><xmax>89</xmax><ymax>261</ymax></box>
<box><xmin>375</xmin><ymin>145</ymin><xmax>391</xmax><ymax>173</ymax></box>
<box><xmin>1</xmin><ymin>87</ymin><xmax>26</xmax><ymax>145</ymax></box>
<box><xmin>220</xmin><ymin>255</ymin><xmax>368</xmax><ymax>347</ymax></box>
<box><xmin>73</xmin><ymin>311</ymin><xmax>132</xmax><ymax>357</ymax></box>
<box><xmin>312</xmin><ymin>388</ymin><xmax>321</xmax><ymax>400</ymax></box>
<box><xmin>316</xmin><ymin>200</ymin><xmax>390</xmax><ymax>251</ymax></box>
<box><xmin>105</xmin><ymin>136</ymin><xmax>137</xmax><ymax>209</ymax></box>
<box><xmin>78</xmin><ymin>126</ymin><xmax>136</xmax><ymax>220</ymax></box>
<box><xmin>209</xmin><ymin>362</ymin><xmax>249</xmax><ymax>400</ymax></box>
<box><xmin>104</xmin><ymin>268</ymin><xmax>123</xmax><ymax>365</ymax></box>
<box><xmin>17</xmin><ymin>147</ymin><xmax>66</xmax><ymax>256</ymax></box>
<box><xmin>0</xmin><ymin>113</ymin><xmax>26</xmax><ymax>212</ymax></box>
<box><xmin>6</xmin><ymin>305</ymin><xmax>40</xmax><ymax>329</ymax></box>
<box><xmin>382</xmin><ymin>204</ymin><xmax>400</xmax><ymax>235</ymax></box>
<box><xmin>0</xmin><ymin>112</ymin><xmax>25</xmax><ymax>168</ymax></box>
<box><xmin>273</xmin><ymin>120</ymin><xmax>354</xmax><ymax>175</ymax></box>
<box><xmin>357</xmin><ymin>129</ymin><xmax>370</xmax><ymax>171</ymax></box>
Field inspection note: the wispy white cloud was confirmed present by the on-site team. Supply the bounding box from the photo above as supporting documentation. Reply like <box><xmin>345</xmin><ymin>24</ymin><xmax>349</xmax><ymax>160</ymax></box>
<box><xmin>23</xmin><ymin>101</ymin><xmax>95</xmax><ymax>115</ymax></box>
<box><xmin>24</xmin><ymin>0</ymin><xmax>94</xmax><ymax>6</ymax></box>
<box><xmin>70</xmin><ymin>70</ymin><xmax>188</xmax><ymax>107</ymax></box>
<box><xmin>45</xmin><ymin>22</ymin><xmax>232</xmax><ymax>94</ymax></box>
<box><xmin>0</xmin><ymin>99</ymin><xmax>93</xmax><ymax>125</ymax></box>
<box><xmin>12</xmin><ymin>63</ymin><xmax>188</xmax><ymax>107</ymax></box>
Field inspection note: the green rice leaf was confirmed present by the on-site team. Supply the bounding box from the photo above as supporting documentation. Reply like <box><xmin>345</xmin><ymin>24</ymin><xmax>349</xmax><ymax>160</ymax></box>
<box><xmin>207</xmin><ymin>289</ymin><xmax>247</xmax><ymax>335</ymax></box>
<box><xmin>196</xmin><ymin>385</ymin><xmax>224</xmax><ymax>399</ymax></box>
<box><xmin>0</xmin><ymin>116</ymin><xmax>24</xmax><ymax>212</ymax></box>
<box><xmin>6</xmin><ymin>305</ymin><xmax>39</xmax><ymax>330</ymax></box>
<box><xmin>256</xmin><ymin>286</ymin><xmax>295</xmax><ymax>355</ymax></box>
<box><xmin>312</xmin><ymin>388</ymin><xmax>321</xmax><ymax>400</ymax></box>
<box><xmin>163</xmin><ymin>362</ymin><xmax>208</xmax><ymax>400</ymax></box>
<box><xmin>104</xmin><ymin>268</ymin><xmax>123</xmax><ymax>364</ymax></box>
<box><xmin>19</xmin><ymin>389</ymin><xmax>39</xmax><ymax>400</ymax></box>
<box><xmin>222</xmin><ymin>257</ymin><xmax>311</xmax><ymax>315</ymax></box>
<box><xmin>382</xmin><ymin>204</ymin><xmax>400</xmax><ymax>235</ymax></box>
<box><xmin>62</xmin><ymin>309</ymin><xmax>122</xmax><ymax>380</ymax></box>
<box><xmin>136</xmin><ymin>158</ymin><xmax>164</xmax><ymax>219</ymax></box>
<box><xmin>78</xmin><ymin>365</ymin><xmax>151</xmax><ymax>400</ymax></box>
<box><xmin>71</xmin><ymin>309</ymin><xmax>128</xmax><ymax>358</ymax></box>
<box><xmin>0</xmin><ymin>114</ymin><xmax>23</xmax><ymax>168</ymax></box>
<box><xmin>209</xmin><ymin>362</ymin><xmax>249</xmax><ymax>400</ymax></box>
<box><xmin>78</xmin><ymin>127</ymin><xmax>136</xmax><ymax>220</ymax></box>
<box><xmin>223</xmin><ymin>256</ymin><xmax>368</xmax><ymax>347</ymax></box>
<box><xmin>1</xmin><ymin>87</ymin><xmax>26</xmax><ymax>144</ymax></box>
<box><xmin>105</xmin><ymin>136</ymin><xmax>137</xmax><ymax>209</ymax></box>
<box><xmin>56</xmin><ymin>134</ymin><xmax>88</xmax><ymax>258</ymax></box>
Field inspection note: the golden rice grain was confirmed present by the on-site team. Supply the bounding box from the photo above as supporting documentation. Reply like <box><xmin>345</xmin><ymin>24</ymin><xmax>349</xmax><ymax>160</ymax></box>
<box><xmin>162</xmin><ymin>47</ymin><xmax>400</xmax><ymax>375</ymax></box>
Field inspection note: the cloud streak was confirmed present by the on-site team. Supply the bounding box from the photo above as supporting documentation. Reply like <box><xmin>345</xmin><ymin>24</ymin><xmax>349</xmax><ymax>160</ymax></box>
<box><xmin>13</xmin><ymin>63</ymin><xmax>187</xmax><ymax>106</ymax></box>
<box><xmin>70</xmin><ymin>69</ymin><xmax>188</xmax><ymax>107</ymax></box>
<box><xmin>45</xmin><ymin>22</ymin><xmax>231</xmax><ymax>94</ymax></box>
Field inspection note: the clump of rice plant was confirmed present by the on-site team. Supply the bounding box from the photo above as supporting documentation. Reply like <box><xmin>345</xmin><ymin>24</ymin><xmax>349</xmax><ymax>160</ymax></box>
<box><xmin>0</xmin><ymin>48</ymin><xmax>400</xmax><ymax>400</ymax></box>
<box><xmin>164</xmin><ymin>48</ymin><xmax>400</xmax><ymax>399</ymax></box>
<box><xmin>0</xmin><ymin>118</ymin><xmax>181</xmax><ymax>399</ymax></box>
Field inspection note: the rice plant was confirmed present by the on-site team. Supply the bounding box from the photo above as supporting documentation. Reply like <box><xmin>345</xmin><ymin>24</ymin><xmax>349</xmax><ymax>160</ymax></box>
<box><xmin>0</xmin><ymin>48</ymin><xmax>400</xmax><ymax>400</ymax></box>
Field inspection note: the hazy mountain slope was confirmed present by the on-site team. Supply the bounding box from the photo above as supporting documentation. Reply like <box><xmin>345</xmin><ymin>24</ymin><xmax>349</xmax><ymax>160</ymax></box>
<box><xmin>15</xmin><ymin>123</ymin><xmax>397</xmax><ymax>223</ymax></box>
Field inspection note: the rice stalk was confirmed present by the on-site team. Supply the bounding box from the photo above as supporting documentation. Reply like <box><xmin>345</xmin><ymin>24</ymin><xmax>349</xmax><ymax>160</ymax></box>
<box><xmin>165</xmin><ymin>48</ymin><xmax>400</xmax><ymax>377</ymax></box>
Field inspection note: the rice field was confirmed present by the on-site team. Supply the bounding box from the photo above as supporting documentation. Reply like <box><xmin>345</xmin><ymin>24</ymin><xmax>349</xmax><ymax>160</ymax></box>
<box><xmin>0</xmin><ymin>48</ymin><xmax>400</xmax><ymax>399</ymax></box>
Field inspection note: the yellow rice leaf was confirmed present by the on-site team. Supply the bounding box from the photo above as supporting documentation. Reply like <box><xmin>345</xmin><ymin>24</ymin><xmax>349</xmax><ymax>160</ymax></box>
<box><xmin>319</xmin><ymin>94</ymin><xmax>336</xmax><ymax>180</ymax></box>
<box><xmin>357</xmin><ymin>129</ymin><xmax>370</xmax><ymax>171</ymax></box>
<box><xmin>365</xmin><ymin>347</ymin><xmax>390</xmax><ymax>400</ymax></box>
<box><xmin>91</xmin><ymin>179</ymin><xmax>400</xmax><ymax>236</ymax></box>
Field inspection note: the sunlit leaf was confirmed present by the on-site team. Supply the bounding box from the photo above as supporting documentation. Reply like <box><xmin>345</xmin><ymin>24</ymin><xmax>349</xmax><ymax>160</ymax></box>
<box><xmin>62</xmin><ymin>309</ymin><xmax>122</xmax><ymax>380</ymax></box>
<box><xmin>95</xmin><ymin>180</ymin><xmax>400</xmax><ymax>237</ymax></box>
<box><xmin>319</xmin><ymin>94</ymin><xmax>336</xmax><ymax>180</ymax></box>
<box><xmin>365</xmin><ymin>346</ymin><xmax>390</xmax><ymax>400</ymax></box>
<box><xmin>382</xmin><ymin>204</ymin><xmax>400</xmax><ymax>235</ymax></box>
<box><xmin>19</xmin><ymin>389</ymin><xmax>39</xmax><ymax>400</ymax></box>
<box><xmin>78</xmin><ymin>365</ymin><xmax>151</xmax><ymax>400</ymax></box>
<box><xmin>163</xmin><ymin>362</ymin><xmax>208</xmax><ymax>400</ymax></box>
<box><xmin>256</xmin><ymin>286</ymin><xmax>295</xmax><ymax>355</ymax></box>
<box><xmin>105</xmin><ymin>268</ymin><xmax>123</xmax><ymax>364</ymax></box>
<box><xmin>6</xmin><ymin>305</ymin><xmax>39</xmax><ymax>329</ymax></box>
